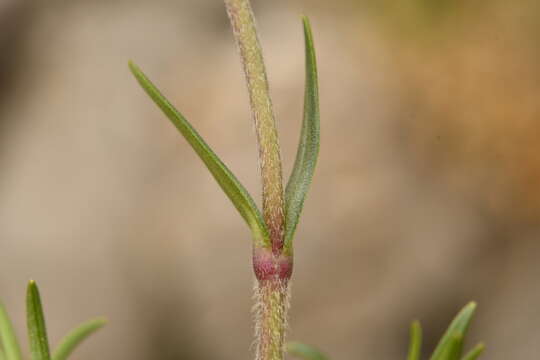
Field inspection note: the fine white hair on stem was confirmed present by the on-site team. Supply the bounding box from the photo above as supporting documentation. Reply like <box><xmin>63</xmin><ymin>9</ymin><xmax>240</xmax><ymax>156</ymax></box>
<box><xmin>224</xmin><ymin>1</ymin><xmax>290</xmax><ymax>359</ymax></box>
<box><xmin>224</xmin><ymin>0</ymin><xmax>285</xmax><ymax>249</ymax></box>
<box><xmin>252</xmin><ymin>279</ymin><xmax>291</xmax><ymax>360</ymax></box>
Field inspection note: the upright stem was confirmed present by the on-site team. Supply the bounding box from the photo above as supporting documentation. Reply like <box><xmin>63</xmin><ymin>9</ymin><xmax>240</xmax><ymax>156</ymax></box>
<box><xmin>224</xmin><ymin>1</ymin><xmax>291</xmax><ymax>360</ymax></box>
<box><xmin>254</xmin><ymin>279</ymin><xmax>290</xmax><ymax>360</ymax></box>
<box><xmin>224</xmin><ymin>0</ymin><xmax>285</xmax><ymax>252</ymax></box>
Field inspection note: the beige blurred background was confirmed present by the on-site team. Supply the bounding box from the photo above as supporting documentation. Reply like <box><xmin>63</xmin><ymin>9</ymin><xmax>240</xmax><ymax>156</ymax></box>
<box><xmin>1</xmin><ymin>0</ymin><xmax>539</xmax><ymax>359</ymax></box>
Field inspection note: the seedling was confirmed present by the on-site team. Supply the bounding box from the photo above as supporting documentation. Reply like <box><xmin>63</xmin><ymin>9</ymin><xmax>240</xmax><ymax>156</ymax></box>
<box><xmin>129</xmin><ymin>1</ymin><xmax>318</xmax><ymax>359</ymax></box>
<box><xmin>128</xmin><ymin>1</ymin><xmax>484</xmax><ymax>360</ymax></box>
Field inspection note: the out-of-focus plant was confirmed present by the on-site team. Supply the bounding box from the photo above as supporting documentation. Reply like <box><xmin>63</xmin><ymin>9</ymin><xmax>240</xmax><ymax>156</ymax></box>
<box><xmin>287</xmin><ymin>303</ymin><xmax>484</xmax><ymax>360</ymax></box>
<box><xmin>0</xmin><ymin>281</ymin><xmax>105</xmax><ymax>360</ymax></box>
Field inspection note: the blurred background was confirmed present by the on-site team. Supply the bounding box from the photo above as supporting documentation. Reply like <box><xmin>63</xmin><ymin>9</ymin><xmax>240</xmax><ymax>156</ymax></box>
<box><xmin>1</xmin><ymin>0</ymin><xmax>539</xmax><ymax>359</ymax></box>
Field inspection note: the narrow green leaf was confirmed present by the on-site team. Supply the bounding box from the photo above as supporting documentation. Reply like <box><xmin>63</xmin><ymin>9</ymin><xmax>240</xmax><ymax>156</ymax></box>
<box><xmin>461</xmin><ymin>343</ymin><xmax>485</xmax><ymax>360</ymax></box>
<box><xmin>0</xmin><ymin>302</ymin><xmax>22</xmax><ymax>360</ymax></box>
<box><xmin>128</xmin><ymin>61</ymin><xmax>270</xmax><ymax>246</ymax></box>
<box><xmin>407</xmin><ymin>321</ymin><xmax>422</xmax><ymax>360</ymax></box>
<box><xmin>437</xmin><ymin>332</ymin><xmax>463</xmax><ymax>360</ymax></box>
<box><xmin>52</xmin><ymin>317</ymin><xmax>106</xmax><ymax>360</ymax></box>
<box><xmin>26</xmin><ymin>280</ymin><xmax>51</xmax><ymax>360</ymax></box>
<box><xmin>284</xmin><ymin>16</ymin><xmax>320</xmax><ymax>250</ymax></box>
<box><xmin>430</xmin><ymin>302</ymin><xmax>477</xmax><ymax>360</ymax></box>
<box><xmin>286</xmin><ymin>342</ymin><xmax>329</xmax><ymax>360</ymax></box>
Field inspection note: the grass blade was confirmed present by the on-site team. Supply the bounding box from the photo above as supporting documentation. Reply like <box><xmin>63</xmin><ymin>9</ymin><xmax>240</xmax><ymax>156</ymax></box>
<box><xmin>407</xmin><ymin>321</ymin><xmax>422</xmax><ymax>360</ymax></box>
<box><xmin>430</xmin><ymin>302</ymin><xmax>476</xmax><ymax>360</ymax></box>
<box><xmin>284</xmin><ymin>16</ymin><xmax>320</xmax><ymax>250</ymax></box>
<box><xmin>52</xmin><ymin>318</ymin><xmax>107</xmax><ymax>360</ymax></box>
<box><xmin>0</xmin><ymin>303</ymin><xmax>22</xmax><ymax>360</ymax></box>
<box><xmin>461</xmin><ymin>343</ymin><xmax>485</xmax><ymax>360</ymax></box>
<box><xmin>286</xmin><ymin>342</ymin><xmax>329</xmax><ymax>360</ymax></box>
<box><xmin>128</xmin><ymin>61</ymin><xmax>270</xmax><ymax>246</ymax></box>
<box><xmin>26</xmin><ymin>280</ymin><xmax>51</xmax><ymax>360</ymax></box>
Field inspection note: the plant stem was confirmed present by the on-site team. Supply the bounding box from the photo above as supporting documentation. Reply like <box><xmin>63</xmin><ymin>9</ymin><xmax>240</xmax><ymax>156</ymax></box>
<box><xmin>224</xmin><ymin>0</ymin><xmax>285</xmax><ymax>253</ymax></box>
<box><xmin>254</xmin><ymin>279</ymin><xmax>290</xmax><ymax>360</ymax></box>
<box><xmin>224</xmin><ymin>1</ymin><xmax>291</xmax><ymax>359</ymax></box>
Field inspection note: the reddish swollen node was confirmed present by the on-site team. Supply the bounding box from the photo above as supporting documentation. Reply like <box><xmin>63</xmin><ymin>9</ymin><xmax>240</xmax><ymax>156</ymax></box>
<box><xmin>252</xmin><ymin>248</ymin><xmax>293</xmax><ymax>282</ymax></box>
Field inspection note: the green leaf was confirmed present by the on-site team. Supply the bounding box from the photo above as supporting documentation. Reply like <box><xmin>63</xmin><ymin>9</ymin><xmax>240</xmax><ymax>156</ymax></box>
<box><xmin>430</xmin><ymin>302</ymin><xmax>477</xmax><ymax>360</ymax></box>
<box><xmin>407</xmin><ymin>320</ymin><xmax>422</xmax><ymax>360</ymax></box>
<box><xmin>438</xmin><ymin>332</ymin><xmax>464</xmax><ymax>360</ymax></box>
<box><xmin>461</xmin><ymin>343</ymin><xmax>485</xmax><ymax>360</ymax></box>
<box><xmin>284</xmin><ymin>16</ymin><xmax>320</xmax><ymax>250</ymax></box>
<box><xmin>26</xmin><ymin>280</ymin><xmax>51</xmax><ymax>360</ymax></box>
<box><xmin>52</xmin><ymin>317</ymin><xmax>107</xmax><ymax>360</ymax></box>
<box><xmin>128</xmin><ymin>61</ymin><xmax>270</xmax><ymax>246</ymax></box>
<box><xmin>0</xmin><ymin>346</ymin><xmax>5</xmax><ymax>360</ymax></box>
<box><xmin>0</xmin><ymin>302</ymin><xmax>22</xmax><ymax>360</ymax></box>
<box><xmin>286</xmin><ymin>342</ymin><xmax>329</xmax><ymax>360</ymax></box>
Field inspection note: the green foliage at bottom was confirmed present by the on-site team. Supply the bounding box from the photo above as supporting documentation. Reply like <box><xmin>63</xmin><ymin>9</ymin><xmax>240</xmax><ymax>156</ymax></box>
<box><xmin>0</xmin><ymin>281</ymin><xmax>105</xmax><ymax>360</ymax></box>
<box><xmin>2</xmin><ymin>282</ymin><xmax>484</xmax><ymax>360</ymax></box>
<box><xmin>287</xmin><ymin>302</ymin><xmax>484</xmax><ymax>360</ymax></box>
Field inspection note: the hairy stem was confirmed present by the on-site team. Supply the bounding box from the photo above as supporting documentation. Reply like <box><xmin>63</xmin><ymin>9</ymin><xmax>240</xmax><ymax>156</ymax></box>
<box><xmin>224</xmin><ymin>0</ymin><xmax>285</xmax><ymax>252</ymax></box>
<box><xmin>224</xmin><ymin>2</ymin><xmax>290</xmax><ymax>359</ymax></box>
<box><xmin>254</xmin><ymin>279</ymin><xmax>290</xmax><ymax>360</ymax></box>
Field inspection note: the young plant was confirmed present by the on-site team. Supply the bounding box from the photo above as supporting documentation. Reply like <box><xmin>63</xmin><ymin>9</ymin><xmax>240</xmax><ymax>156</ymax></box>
<box><xmin>129</xmin><ymin>1</ymin><xmax>318</xmax><ymax>359</ymax></box>
<box><xmin>129</xmin><ymin>1</ymin><xmax>484</xmax><ymax>360</ymax></box>
<box><xmin>0</xmin><ymin>280</ymin><xmax>105</xmax><ymax>360</ymax></box>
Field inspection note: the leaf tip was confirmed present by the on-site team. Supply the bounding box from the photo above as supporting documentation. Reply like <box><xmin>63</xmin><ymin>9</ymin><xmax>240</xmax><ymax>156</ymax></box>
<box><xmin>128</xmin><ymin>60</ymin><xmax>141</xmax><ymax>77</ymax></box>
<box><xmin>92</xmin><ymin>317</ymin><xmax>108</xmax><ymax>327</ymax></box>
<box><xmin>27</xmin><ymin>279</ymin><xmax>38</xmax><ymax>292</ymax></box>
<box><xmin>462</xmin><ymin>301</ymin><xmax>478</xmax><ymax>317</ymax></box>
<box><xmin>409</xmin><ymin>319</ymin><xmax>422</xmax><ymax>336</ymax></box>
<box><xmin>475</xmin><ymin>342</ymin><xmax>486</xmax><ymax>351</ymax></box>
